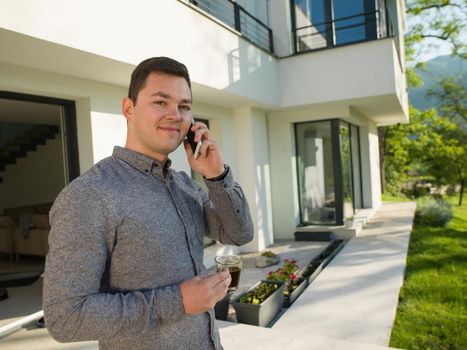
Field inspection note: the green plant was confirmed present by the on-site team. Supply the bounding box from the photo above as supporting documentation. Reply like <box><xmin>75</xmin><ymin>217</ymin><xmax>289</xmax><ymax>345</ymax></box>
<box><xmin>265</xmin><ymin>258</ymin><xmax>299</xmax><ymax>283</ymax></box>
<box><xmin>390</xmin><ymin>196</ymin><xmax>467</xmax><ymax>350</ymax></box>
<box><xmin>239</xmin><ymin>282</ymin><xmax>280</xmax><ymax>305</ymax></box>
<box><xmin>261</xmin><ymin>250</ymin><xmax>277</xmax><ymax>258</ymax></box>
<box><xmin>283</xmin><ymin>275</ymin><xmax>303</xmax><ymax>296</ymax></box>
<box><xmin>415</xmin><ymin>198</ymin><xmax>453</xmax><ymax>227</ymax></box>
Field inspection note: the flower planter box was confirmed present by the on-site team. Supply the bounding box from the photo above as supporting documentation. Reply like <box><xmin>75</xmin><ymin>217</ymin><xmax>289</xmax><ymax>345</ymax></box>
<box><xmin>300</xmin><ymin>239</ymin><xmax>347</xmax><ymax>284</ymax></box>
<box><xmin>214</xmin><ymin>291</ymin><xmax>234</xmax><ymax>320</ymax></box>
<box><xmin>231</xmin><ymin>281</ymin><xmax>286</xmax><ymax>327</ymax></box>
<box><xmin>301</xmin><ymin>261</ymin><xmax>324</xmax><ymax>285</ymax></box>
<box><xmin>283</xmin><ymin>277</ymin><xmax>307</xmax><ymax>308</ymax></box>
<box><xmin>322</xmin><ymin>239</ymin><xmax>346</xmax><ymax>266</ymax></box>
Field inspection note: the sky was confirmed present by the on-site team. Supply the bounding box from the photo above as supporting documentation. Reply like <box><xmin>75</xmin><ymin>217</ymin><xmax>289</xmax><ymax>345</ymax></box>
<box><xmin>415</xmin><ymin>39</ymin><xmax>454</xmax><ymax>62</ymax></box>
<box><xmin>406</xmin><ymin>1</ymin><xmax>466</xmax><ymax>63</ymax></box>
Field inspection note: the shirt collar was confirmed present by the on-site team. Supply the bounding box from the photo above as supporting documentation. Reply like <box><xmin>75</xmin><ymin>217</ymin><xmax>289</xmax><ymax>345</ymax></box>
<box><xmin>112</xmin><ymin>146</ymin><xmax>172</xmax><ymax>176</ymax></box>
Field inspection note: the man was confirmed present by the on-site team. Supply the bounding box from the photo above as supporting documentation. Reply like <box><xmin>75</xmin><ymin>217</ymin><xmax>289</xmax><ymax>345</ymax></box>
<box><xmin>43</xmin><ymin>57</ymin><xmax>254</xmax><ymax>349</ymax></box>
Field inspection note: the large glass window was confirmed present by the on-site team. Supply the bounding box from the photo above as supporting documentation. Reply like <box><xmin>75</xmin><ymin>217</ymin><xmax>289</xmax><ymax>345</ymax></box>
<box><xmin>293</xmin><ymin>0</ymin><xmax>328</xmax><ymax>50</ymax></box>
<box><xmin>292</xmin><ymin>0</ymin><xmax>380</xmax><ymax>52</ymax></box>
<box><xmin>332</xmin><ymin>0</ymin><xmax>366</xmax><ymax>45</ymax></box>
<box><xmin>295</xmin><ymin>121</ymin><xmax>336</xmax><ymax>225</ymax></box>
<box><xmin>295</xmin><ymin>120</ymin><xmax>363</xmax><ymax>225</ymax></box>
<box><xmin>339</xmin><ymin>123</ymin><xmax>354</xmax><ymax>218</ymax></box>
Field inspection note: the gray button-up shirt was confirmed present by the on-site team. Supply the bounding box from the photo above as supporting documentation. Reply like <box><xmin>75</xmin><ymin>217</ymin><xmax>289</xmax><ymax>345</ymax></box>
<box><xmin>43</xmin><ymin>146</ymin><xmax>254</xmax><ymax>350</ymax></box>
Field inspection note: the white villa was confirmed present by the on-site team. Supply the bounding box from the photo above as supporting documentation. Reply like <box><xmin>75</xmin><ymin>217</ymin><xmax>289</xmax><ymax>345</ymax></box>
<box><xmin>0</xmin><ymin>0</ymin><xmax>408</xmax><ymax>262</ymax></box>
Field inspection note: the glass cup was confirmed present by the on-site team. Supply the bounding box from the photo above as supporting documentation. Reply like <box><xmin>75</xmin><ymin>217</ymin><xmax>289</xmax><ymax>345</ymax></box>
<box><xmin>214</xmin><ymin>255</ymin><xmax>242</xmax><ymax>290</ymax></box>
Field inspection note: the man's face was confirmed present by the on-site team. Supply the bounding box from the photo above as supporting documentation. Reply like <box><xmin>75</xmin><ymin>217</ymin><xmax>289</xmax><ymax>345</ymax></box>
<box><xmin>123</xmin><ymin>72</ymin><xmax>192</xmax><ymax>162</ymax></box>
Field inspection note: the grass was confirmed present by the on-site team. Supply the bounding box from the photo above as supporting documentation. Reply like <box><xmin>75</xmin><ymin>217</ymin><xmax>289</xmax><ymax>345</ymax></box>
<box><xmin>389</xmin><ymin>196</ymin><xmax>467</xmax><ymax>350</ymax></box>
<box><xmin>381</xmin><ymin>193</ymin><xmax>413</xmax><ymax>202</ymax></box>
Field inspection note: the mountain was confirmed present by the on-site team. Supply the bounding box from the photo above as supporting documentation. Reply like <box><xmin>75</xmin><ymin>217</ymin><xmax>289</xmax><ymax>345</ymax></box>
<box><xmin>408</xmin><ymin>55</ymin><xmax>466</xmax><ymax>110</ymax></box>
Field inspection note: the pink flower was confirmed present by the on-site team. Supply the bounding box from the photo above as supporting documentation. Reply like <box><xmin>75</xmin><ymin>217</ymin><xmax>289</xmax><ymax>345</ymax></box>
<box><xmin>291</xmin><ymin>273</ymin><xmax>297</xmax><ymax>280</ymax></box>
<box><xmin>268</xmin><ymin>271</ymin><xmax>273</xmax><ymax>276</ymax></box>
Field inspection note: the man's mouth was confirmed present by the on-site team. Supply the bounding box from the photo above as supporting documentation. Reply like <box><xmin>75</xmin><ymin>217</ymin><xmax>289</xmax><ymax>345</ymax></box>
<box><xmin>158</xmin><ymin>126</ymin><xmax>180</xmax><ymax>132</ymax></box>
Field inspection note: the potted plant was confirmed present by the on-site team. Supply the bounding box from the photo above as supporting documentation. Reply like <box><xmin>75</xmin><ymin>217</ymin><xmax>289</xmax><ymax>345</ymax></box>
<box><xmin>283</xmin><ymin>275</ymin><xmax>307</xmax><ymax>307</ymax></box>
<box><xmin>214</xmin><ymin>290</ymin><xmax>234</xmax><ymax>320</ymax></box>
<box><xmin>322</xmin><ymin>239</ymin><xmax>346</xmax><ymax>265</ymax></box>
<box><xmin>231</xmin><ymin>280</ymin><xmax>286</xmax><ymax>327</ymax></box>
<box><xmin>300</xmin><ymin>240</ymin><xmax>346</xmax><ymax>284</ymax></box>
<box><xmin>265</xmin><ymin>259</ymin><xmax>306</xmax><ymax>307</ymax></box>
<box><xmin>300</xmin><ymin>260</ymin><xmax>323</xmax><ymax>284</ymax></box>
<box><xmin>255</xmin><ymin>250</ymin><xmax>280</xmax><ymax>268</ymax></box>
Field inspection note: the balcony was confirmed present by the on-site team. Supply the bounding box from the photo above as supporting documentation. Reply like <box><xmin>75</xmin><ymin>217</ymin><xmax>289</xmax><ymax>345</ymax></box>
<box><xmin>188</xmin><ymin>0</ymin><xmax>274</xmax><ymax>54</ymax></box>
<box><xmin>293</xmin><ymin>9</ymin><xmax>400</xmax><ymax>64</ymax></box>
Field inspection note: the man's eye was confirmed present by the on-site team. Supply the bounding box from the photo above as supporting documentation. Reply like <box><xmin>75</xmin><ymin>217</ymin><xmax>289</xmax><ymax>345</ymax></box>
<box><xmin>180</xmin><ymin>105</ymin><xmax>191</xmax><ymax>111</ymax></box>
<box><xmin>154</xmin><ymin>101</ymin><xmax>166</xmax><ymax>106</ymax></box>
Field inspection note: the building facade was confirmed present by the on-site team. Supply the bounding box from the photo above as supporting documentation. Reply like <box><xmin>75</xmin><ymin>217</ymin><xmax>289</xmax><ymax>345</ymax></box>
<box><xmin>0</xmin><ymin>0</ymin><xmax>408</xmax><ymax>261</ymax></box>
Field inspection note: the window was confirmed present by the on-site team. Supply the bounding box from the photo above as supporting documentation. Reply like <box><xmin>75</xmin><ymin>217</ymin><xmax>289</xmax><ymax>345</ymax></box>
<box><xmin>292</xmin><ymin>0</ymin><xmax>381</xmax><ymax>53</ymax></box>
<box><xmin>295</xmin><ymin>119</ymin><xmax>363</xmax><ymax>225</ymax></box>
<box><xmin>295</xmin><ymin>121</ymin><xmax>336</xmax><ymax>224</ymax></box>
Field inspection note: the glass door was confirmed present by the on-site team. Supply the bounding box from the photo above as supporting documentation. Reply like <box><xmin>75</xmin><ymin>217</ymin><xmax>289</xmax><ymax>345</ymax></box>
<box><xmin>295</xmin><ymin>121</ymin><xmax>336</xmax><ymax>224</ymax></box>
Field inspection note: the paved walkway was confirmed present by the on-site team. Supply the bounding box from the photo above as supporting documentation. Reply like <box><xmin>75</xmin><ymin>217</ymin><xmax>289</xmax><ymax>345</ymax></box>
<box><xmin>218</xmin><ymin>201</ymin><xmax>416</xmax><ymax>349</ymax></box>
<box><xmin>0</xmin><ymin>202</ymin><xmax>415</xmax><ymax>349</ymax></box>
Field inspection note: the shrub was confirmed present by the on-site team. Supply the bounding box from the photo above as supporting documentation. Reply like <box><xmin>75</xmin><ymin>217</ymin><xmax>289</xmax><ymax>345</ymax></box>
<box><xmin>414</xmin><ymin>198</ymin><xmax>453</xmax><ymax>227</ymax></box>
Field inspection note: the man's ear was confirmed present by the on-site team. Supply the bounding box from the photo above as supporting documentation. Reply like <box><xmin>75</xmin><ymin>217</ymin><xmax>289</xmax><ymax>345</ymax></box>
<box><xmin>122</xmin><ymin>97</ymin><xmax>134</xmax><ymax>122</ymax></box>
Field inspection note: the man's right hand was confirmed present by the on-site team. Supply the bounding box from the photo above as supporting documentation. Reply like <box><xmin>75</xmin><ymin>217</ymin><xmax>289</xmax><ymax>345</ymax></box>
<box><xmin>180</xmin><ymin>269</ymin><xmax>231</xmax><ymax>315</ymax></box>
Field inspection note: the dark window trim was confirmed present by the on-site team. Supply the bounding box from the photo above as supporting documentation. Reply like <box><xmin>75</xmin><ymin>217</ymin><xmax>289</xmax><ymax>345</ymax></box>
<box><xmin>331</xmin><ymin>119</ymin><xmax>344</xmax><ymax>224</ymax></box>
<box><xmin>352</xmin><ymin>124</ymin><xmax>364</xmax><ymax>209</ymax></box>
<box><xmin>0</xmin><ymin>90</ymin><xmax>80</xmax><ymax>183</ymax></box>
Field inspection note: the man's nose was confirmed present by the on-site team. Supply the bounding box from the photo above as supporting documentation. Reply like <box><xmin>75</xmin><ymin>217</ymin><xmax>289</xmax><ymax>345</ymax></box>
<box><xmin>166</xmin><ymin>106</ymin><xmax>182</xmax><ymax>120</ymax></box>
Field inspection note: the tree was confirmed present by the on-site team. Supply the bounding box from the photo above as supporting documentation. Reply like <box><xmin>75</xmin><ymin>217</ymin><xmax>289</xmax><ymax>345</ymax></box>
<box><xmin>426</xmin><ymin>76</ymin><xmax>467</xmax><ymax>124</ymax></box>
<box><xmin>426</xmin><ymin>76</ymin><xmax>467</xmax><ymax>204</ymax></box>
<box><xmin>405</xmin><ymin>0</ymin><xmax>466</xmax><ymax>86</ymax></box>
<box><xmin>379</xmin><ymin>1</ymin><xmax>467</xmax><ymax>199</ymax></box>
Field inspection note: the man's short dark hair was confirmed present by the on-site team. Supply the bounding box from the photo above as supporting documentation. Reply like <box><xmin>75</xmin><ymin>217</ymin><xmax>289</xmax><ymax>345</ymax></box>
<box><xmin>128</xmin><ymin>57</ymin><xmax>191</xmax><ymax>104</ymax></box>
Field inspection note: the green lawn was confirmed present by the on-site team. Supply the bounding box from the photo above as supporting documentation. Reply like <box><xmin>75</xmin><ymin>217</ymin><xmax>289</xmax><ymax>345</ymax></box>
<box><xmin>382</xmin><ymin>193</ymin><xmax>413</xmax><ymax>202</ymax></box>
<box><xmin>389</xmin><ymin>197</ymin><xmax>467</xmax><ymax>350</ymax></box>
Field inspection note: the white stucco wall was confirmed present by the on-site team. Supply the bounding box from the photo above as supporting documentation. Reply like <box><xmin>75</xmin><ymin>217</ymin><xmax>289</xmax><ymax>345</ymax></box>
<box><xmin>279</xmin><ymin>38</ymin><xmax>400</xmax><ymax>107</ymax></box>
<box><xmin>231</xmin><ymin>107</ymin><xmax>274</xmax><ymax>252</ymax></box>
<box><xmin>268</xmin><ymin>0</ymin><xmax>293</xmax><ymax>56</ymax></box>
<box><xmin>0</xmin><ymin>0</ymin><xmax>280</xmax><ymax>106</ymax></box>
<box><xmin>368</xmin><ymin>125</ymin><xmax>382</xmax><ymax>209</ymax></box>
<box><xmin>0</xmin><ymin>136</ymin><xmax>66</xmax><ymax>212</ymax></box>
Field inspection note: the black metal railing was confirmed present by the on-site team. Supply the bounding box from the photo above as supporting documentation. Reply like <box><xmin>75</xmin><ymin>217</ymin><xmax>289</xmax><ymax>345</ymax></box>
<box><xmin>293</xmin><ymin>10</ymin><xmax>391</xmax><ymax>54</ymax></box>
<box><xmin>189</xmin><ymin>0</ymin><xmax>274</xmax><ymax>54</ymax></box>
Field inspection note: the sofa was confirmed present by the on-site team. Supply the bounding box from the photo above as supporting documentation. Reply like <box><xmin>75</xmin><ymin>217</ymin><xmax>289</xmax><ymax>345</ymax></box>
<box><xmin>0</xmin><ymin>203</ymin><xmax>52</xmax><ymax>260</ymax></box>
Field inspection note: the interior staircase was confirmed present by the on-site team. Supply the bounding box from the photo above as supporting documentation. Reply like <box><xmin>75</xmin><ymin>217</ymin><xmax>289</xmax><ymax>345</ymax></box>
<box><xmin>0</xmin><ymin>125</ymin><xmax>60</xmax><ymax>183</ymax></box>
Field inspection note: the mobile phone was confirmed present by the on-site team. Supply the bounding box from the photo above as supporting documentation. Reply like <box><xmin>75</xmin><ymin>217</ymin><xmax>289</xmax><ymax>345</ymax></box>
<box><xmin>186</xmin><ymin>122</ymin><xmax>202</xmax><ymax>159</ymax></box>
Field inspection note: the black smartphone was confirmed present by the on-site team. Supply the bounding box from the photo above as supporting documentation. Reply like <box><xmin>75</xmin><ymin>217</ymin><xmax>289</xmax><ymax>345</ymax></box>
<box><xmin>186</xmin><ymin>122</ymin><xmax>202</xmax><ymax>159</ymax></box>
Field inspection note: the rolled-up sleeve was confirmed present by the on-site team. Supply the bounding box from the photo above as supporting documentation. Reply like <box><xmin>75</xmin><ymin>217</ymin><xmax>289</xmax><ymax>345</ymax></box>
<box><xmin>201</xmin><ymin>166</ymin><xmax>254</xmax><ymax>246</ymax></box>
<box><xmin>43</xmin><ymin>184</ymin><xmax>184</xmax><ymax>343</ymax></box>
